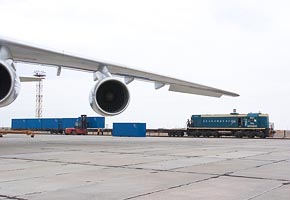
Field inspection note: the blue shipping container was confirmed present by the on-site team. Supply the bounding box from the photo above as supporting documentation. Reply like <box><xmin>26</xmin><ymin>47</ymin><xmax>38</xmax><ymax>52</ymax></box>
<box><xmin>62</xmin><ymin>118</ymin><xmax>78</xmax><ymax>129</ymax></box>
<box><xmin>113</xmin><ymin>123</ymin><xmax>146</xmax><ymax>137</ymax></box>
<box><xmin>86</xmin><ymin>117</ymin><xmax>105</xmax><ymax>128</ymax></box>
<box><xmin>25</xmin><ymin>119</ymin><xmax>42</xmax><ymax>129</ymax></box>
<box><xmin>41</xmin><ymin>118</ymin><xmax>61</xmax><ymax>130</ymax></box>
<box><xmin>12</xmin><ymin>116</ymin><xmax>105</xmax><ymax>130</ymax></box>
<box><xmin>11</xmin><ymin>119</ymin><xmax>26</xmax><ymax>129</ymax></box>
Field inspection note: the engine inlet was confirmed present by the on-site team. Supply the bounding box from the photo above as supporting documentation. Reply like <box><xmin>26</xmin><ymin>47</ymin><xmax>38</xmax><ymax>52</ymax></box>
<box><xmin>0</xmin><ymin>63</ymin><xmax>12</xmax><ymax>101</ymax></box>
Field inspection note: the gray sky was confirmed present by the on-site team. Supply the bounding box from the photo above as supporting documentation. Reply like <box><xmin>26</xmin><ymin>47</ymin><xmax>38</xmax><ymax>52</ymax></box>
<box><xmin>0</xmin><ymin>0</ymin><xmax>289</xmax><ymax>129</ymax></box>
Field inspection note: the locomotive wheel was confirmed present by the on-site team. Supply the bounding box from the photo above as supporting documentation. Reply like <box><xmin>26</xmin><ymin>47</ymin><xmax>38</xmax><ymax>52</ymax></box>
<box><xmin>191</xmin><ymin>132</ymin><xmax>196</xmax><ymax>137</ymax></box>
<box><xmin>196</xmin><ymin>132</ymin><xmax>201</xmax><ymax>137</ymax></box>
<box><xmin>257</xmin><ymin>132</ymin><xmax>266</xmax><ymax>138</ymax></box>
<box><xmin>247</xmin><ymin>131</ymin><xmax>255</xmax><ymax>138</ymax></box>
<box><xmin>234</xmin><ymin>131</ymin><xmax>243</xmax><ymax>138</ymax></box>
<box><xmin>203</xmin><ymin>131</ymin><xmax>210</xmax><ymax>137</ymax></box>
<box><xmin>212</xmin><ymin>131</ymin><xmax>220</xmax><ymax>138</ymax></box>
<box><xmin>261</xmin><ymin>133</ymin><xmax>267</xmax><ymax>138</ymax></box>
<box><xmin>187</xmin><ymin>132</ymin><xmax>193</xmax><ymax>137</ymax></box>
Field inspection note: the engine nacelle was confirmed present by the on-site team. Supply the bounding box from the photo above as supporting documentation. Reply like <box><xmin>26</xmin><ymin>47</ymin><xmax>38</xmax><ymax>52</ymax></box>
<box><xmin>0</xmin><ymin>60</ymin><xmax>20</xmax><ymax>107</ymax></box>
<box><xmin>89</xmin><ymin>77</ymin><xmax>130</xmax><ymax>116</ymax></box>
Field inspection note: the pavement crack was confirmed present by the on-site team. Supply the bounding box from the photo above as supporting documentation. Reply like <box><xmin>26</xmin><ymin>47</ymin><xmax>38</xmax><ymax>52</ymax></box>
<box><xmin>254</xmin><ymin>159</ymin><xmax>288</xmax><ymax>168</ymax></box>
<box><xmin>123</xmin><ymin>175</ymin><xmax>221</xmax><ymax>200</ymax></box>
<box><xmin>0</xmin><ymin>195</ymin><xmax>28</xmax><ymax>200</ymax></box>
<box><xmin>224</xmin><ymin>174</ymin><xmax>289</xmax><ymax>182</ymax></box>
<box><xmin>247</xmin><ymin>183</ymin><xmax>286</xmax><ymax>200</ymax></box>
<box><xmin>0</xmin><ymin>176</ymin><xmax>45</xmax><ymax>184</ymax></box>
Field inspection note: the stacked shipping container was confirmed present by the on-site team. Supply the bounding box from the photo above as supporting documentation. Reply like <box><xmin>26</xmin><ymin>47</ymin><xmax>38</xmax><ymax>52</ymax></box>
<box><xmin>12</xmin><ymin>117</ymin><xmax>105</xmax><ymax>133</ymax></box>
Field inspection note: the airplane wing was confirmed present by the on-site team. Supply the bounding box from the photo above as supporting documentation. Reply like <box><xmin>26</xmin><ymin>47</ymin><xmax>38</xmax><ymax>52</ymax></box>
<box><xmin>0</xmin><ymin>37</ymin><xmax>239</xmax><ymax>97</ymax></box>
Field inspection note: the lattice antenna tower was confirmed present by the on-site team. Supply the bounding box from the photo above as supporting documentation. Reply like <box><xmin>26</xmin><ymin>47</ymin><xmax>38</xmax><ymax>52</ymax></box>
<box><xmin>33</xmin><ymin>71</ymin><xmax>46</xmax><ymax>118</ymax></box>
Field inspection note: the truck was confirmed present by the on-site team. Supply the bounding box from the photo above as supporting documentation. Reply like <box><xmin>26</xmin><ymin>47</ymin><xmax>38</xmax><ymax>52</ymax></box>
<box><xmin>65</xmin><ymin>115</ymin><xmax>88</xmax><ymax>135</ymax></box>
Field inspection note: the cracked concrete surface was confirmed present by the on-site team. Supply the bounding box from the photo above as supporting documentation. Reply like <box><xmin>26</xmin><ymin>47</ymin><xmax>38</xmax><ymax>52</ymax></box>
<box><xmin>0</xmin><ymin>135</ymin><xmax>289</xmax><ymax>200</ymax></box>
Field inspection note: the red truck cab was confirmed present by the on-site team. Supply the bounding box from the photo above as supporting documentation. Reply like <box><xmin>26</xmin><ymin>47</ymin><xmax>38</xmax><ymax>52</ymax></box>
<box><xmin>65</xmin><ymin>128</ymin><xmax>88</xmax><ymax>135</ymax></box>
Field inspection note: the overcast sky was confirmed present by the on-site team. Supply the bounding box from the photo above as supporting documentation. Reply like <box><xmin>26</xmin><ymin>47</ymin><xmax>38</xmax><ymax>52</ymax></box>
<box><xmin>0</xmin><ymin>0</ymin><xmax>289</xmax><ymax>129</ymax></box>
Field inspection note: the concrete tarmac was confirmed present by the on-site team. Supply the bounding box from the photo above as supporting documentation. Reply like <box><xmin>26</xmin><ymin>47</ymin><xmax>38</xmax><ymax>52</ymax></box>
<box><xmin>0</xmin><ymin>135</ymin><xmax>289</xmax><ymax>200</ymax></box>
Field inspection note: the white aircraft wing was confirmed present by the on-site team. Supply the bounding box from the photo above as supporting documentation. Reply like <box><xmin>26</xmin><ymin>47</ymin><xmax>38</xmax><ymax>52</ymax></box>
<box><xmin>0</xmin><ymin>37</ymin><xmax>239</xmax><ymax>97</ymax></box>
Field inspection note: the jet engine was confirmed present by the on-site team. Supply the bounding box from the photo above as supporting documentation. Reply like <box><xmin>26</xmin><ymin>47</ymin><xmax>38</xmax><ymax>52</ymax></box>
<box><xmin>89</xmin><ymin>77</ymin><xmax>130</xmax><ymax>116</ymax></box>
<box><xmin>0</xmin><ymin>59</ymin><xmax>20</xmax><ymax>108</ymax></box>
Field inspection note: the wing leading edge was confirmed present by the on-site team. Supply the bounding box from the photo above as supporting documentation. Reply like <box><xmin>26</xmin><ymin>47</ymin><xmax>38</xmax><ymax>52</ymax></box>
<box><xmin>0</xmin><ymin>37</ymin><xmax>239</xmax><ymax>97</ymax></box>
